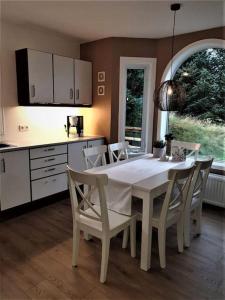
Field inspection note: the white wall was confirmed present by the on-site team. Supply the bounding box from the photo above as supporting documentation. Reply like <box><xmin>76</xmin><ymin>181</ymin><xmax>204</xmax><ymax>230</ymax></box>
<box><xmin>0</xmin><ymin>21</ymin><xmax>93</xmax><ymax>142</ymax></box>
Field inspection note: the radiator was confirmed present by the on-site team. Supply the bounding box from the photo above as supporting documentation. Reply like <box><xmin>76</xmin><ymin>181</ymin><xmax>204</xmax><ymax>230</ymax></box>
<box><xmin>203</xmin><ymin>174</ymin><xmax>225</xmax><ymax>208</ymax></box>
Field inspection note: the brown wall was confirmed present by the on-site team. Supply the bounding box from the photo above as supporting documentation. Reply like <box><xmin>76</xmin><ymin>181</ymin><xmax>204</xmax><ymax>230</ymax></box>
<box><xmin>110</xmin><ymin>38</ymin><xmax>157</xmax><ymax>142</ymax></box>
<box><xmin>81</xmin><ymin>27</ymin><xmax>225</xmax><ymax>143</ymax></box>
<box><xmin>81</xmin><ymin>38</ymin><xmax>114</xmax><ymax>142</ymax></box>
<box><xmin>81</xmin><ymin>37</ymin><xmax>156</xmax><ymax>142</ymax></box>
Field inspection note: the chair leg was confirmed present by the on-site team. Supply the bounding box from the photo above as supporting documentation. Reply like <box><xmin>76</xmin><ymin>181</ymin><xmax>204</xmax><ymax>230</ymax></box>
<box><xmin>122</xmin><ymin>228</ymin><xmax>129</xmax><ymax>249</ymax></box>
<box><xmin>177</xmin><ymin>218</ymin><xmax>184</xmax><ymax>253</ymax></box>
<box><xmin>72</xmin><ymin>225</ymin><xmax>80</xmax><ymax>267</ymax></box>
<box><xmin>158</xmin><ymin>228</ymin><xmax>166</xmax><ymax>269</ymax></box>
<box><xmin>100</xmin><ymin>237</ymin><xmax>110</xmax><ymax>283</ymax></box>
<box><xmin>195</xmin><ymin>204</ymin><xmax>202</xmax><ymax>236</ymax></box>
<box><xmin>130</xmin><ymin>219</ymin><xmax>136</xmax><ymax>258</ymax></box>
<box><xmin>184</xmin><ymin>212</ymin><xmax>191</xmax><ymax>248</ymax></box>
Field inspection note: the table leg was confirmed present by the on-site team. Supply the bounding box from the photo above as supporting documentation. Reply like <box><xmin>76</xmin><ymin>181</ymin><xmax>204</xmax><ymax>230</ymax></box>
<box><xmin>140</xmin><ymin>192</ymin><xmax>153</xmax><ymax>271</ymax></box>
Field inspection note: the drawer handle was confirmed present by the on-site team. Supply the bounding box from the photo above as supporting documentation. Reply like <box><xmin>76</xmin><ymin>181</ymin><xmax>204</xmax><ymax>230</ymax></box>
<box><xmin>45</xmin><ymin>168</ymin><xmax>56</xmax><ymax>172</ymax></box>
<box><xmin>44</xmin><ymin>158</ymin><xmax>55</xmax><ymax>162</ymax></box>
<box><xmin>52</xmin><ymin>178</ymin><xmax>57</xmax><ymax>182</ymax></box>
<box><xmin>44</xmin><ymin>148</ymin><xmax>55</xmax><ymax>152</ymax></box>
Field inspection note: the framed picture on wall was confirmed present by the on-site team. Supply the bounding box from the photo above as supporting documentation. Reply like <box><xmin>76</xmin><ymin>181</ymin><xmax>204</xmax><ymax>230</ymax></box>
<box><xmin>98</xmin><ymin>71</ymin><xmax>105</xmax><ymax>82</ymax></box>
<box><xmin>98</xmin><ymin>85</ymin><xmax>105</xmax><ymax>96</ymax></box>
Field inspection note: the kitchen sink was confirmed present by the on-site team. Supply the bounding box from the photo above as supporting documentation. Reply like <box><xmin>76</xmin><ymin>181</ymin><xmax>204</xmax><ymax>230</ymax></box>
<box><xmin>0</xmin><ymin>143</ymin><xmax>15</xmax><ymax>148</ymax></box>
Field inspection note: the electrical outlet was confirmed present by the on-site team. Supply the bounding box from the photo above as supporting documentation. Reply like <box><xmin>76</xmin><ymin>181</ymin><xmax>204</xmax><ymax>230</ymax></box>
<box><xmin>18</xmin><ymin>125</ymin><xmax>29</xmax><ymax>132</ymax></box>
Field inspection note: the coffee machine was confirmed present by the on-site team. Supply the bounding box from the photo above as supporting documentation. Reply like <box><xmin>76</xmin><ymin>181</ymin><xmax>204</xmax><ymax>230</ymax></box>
<box><xmin>67</xmin><ymin>116</ymin><xmax>83</xmax><ymax>137</ymax></box>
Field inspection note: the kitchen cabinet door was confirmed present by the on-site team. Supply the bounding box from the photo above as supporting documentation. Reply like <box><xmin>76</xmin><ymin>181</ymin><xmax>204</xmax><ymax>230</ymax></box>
<box><xmin>28</xmin><ymin>49</ymin><xmax>53</xmax><ymax>104</ymax></box>
<box><xmin>53</xmin><ymin>55</ymin><xmax>74</xmax><ymax>104</ymax></box>
<box><xmin>74</xmin><ymin>59</ymin><xmax>92</xmax><ymax>105</ymax></box>
<box><xmin>87</xmin><ymin>139</ymin><xmax>104</xmax><ymax>148</ymax></box>
<box><xmin>0</xmin><ymin>150</ymin><xmax>31</xmax><ymax>211</ymax></box>
<box><xmin>68</xmin><ymin>141</ymin><xmax>87</xmax><ymax>171</ymax></box>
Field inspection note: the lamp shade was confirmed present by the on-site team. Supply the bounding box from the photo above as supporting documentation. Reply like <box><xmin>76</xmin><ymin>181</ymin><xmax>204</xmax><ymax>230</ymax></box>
<box><xmin>154</xmin><ymin>80</ymin><xmax>186</xmax><ymax>111</ymax></box>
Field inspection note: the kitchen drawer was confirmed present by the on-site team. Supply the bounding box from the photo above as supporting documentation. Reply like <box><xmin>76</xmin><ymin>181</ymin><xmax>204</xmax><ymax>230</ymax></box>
<box><xmin>32</xmin><ymin>173</ymin><xmax>68</xmax><ymax>201</ymax></box>
<box><xmin>30</xmin><ymin>154</ymin><xmax>67</xmax><ymax>170</ymax></box>
<box><xmin>31</xmin><ymin>163</ymin><xmax>67</xmax><ymax>180</ymax></box>
<box><xmin>30</xmin><ymin>144</ymin><xmax>67</xmax><ymax>159</ymax></box>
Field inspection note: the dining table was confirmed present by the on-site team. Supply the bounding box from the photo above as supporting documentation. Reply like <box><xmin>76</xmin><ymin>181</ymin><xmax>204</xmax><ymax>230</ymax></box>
<box><xmin>86</xmin><ymin>153</ymin><xmax>194</xmax><ymax>271</ymax></box>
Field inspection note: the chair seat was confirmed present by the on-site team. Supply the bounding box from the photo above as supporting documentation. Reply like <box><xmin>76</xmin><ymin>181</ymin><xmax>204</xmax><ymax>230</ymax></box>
<box><xmin>79</xmin><ymin>205</ymin><xmax>132</xmax><ymax>232</ymax></box>
<box><xmin>131</xmin><ymin>195</ymin><xmax>181</xmax><ymax>227</ymax></box>
<box><xmin>152</xmin><ymin>197</ymin><xmax>181</xmax><ymax>228</ymax></box>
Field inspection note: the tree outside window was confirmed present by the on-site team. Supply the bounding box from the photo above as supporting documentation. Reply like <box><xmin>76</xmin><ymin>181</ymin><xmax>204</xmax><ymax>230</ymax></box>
<box><xmin>169</xmin><ymin>48</ymin><xmax>225</xmax><ymax>161</ymax></box>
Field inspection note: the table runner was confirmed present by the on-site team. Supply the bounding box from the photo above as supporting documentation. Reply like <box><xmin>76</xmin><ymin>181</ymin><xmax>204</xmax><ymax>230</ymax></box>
<box><xmin>89</xmin><ymin>155</ymin><xmax>193</xmax><ymax>215</ymax></box>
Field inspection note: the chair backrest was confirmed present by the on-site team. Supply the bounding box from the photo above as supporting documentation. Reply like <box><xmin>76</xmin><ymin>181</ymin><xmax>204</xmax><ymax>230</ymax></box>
<box><xmin>83</xmin><ymin>145</ymin><xmax>107</xmax><ymax>169</ymax></box>
<box><xmin>108</xmin><ymin>141</ymin><xmax>129</xmax><ymax>163</ymax></box>
<box><xmin>185</xmin><ymin>157</ymin><xmax>213</xmax><ymax>210</ymax></box>
<box><xmin>172</xmin><ymin>140</ymin><xmax>201</xmax><ymax>160</ymax></box>
<box><xmin>67</xmin><ymin>166</ymin><xmax>110</xmax><ymax>232</ymax></box>
<box><xmin>160</xmin><ymin>164</ymin><xmax>195</xmax><ymax>222</ymax></box>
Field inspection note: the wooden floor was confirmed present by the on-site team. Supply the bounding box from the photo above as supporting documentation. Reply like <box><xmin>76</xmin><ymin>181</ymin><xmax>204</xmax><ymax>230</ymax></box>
<box><xmin>0</xmin><ymin>199</ymin><xmax>224</xmax><ymax>300</ymax></box>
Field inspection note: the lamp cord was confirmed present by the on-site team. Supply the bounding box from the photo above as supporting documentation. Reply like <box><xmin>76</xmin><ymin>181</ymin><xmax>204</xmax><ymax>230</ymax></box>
<box><xmin>170</xmin><ymin>10</ymin><xmax>176</xmax><ymax>79</ymax></box>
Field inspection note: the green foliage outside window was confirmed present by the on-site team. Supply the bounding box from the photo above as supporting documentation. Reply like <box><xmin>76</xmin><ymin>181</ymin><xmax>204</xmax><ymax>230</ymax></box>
<box><xmin>169</xmin><ymin>48</ymin><xmax>225</xmax><ymax>161</ymax></box>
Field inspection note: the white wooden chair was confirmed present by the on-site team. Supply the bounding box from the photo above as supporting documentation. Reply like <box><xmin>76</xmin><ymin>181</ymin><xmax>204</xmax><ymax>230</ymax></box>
<box><xmin>83</xmin><ymin>145</ymin><xmax>107</xmax><ymax>169</ymax></box>
<box><xmin>184</xmin><ymin>158</ymin><xmax>213</xmax><ymax>247</ymax></box>
<box><xmin>67</xmin><ymin>167</ymin><xmax>137</xmax><ymax>283</ymax></box>
<box><xmin>108</xmin><ymin>141</ymin><xmax>129</xmax><ymax>163</ymax></box>
<box><xmin>123</xmin><ymin>165</ymin><xmax>195</xmax><ymax>268</ymax></box>
<box><xmin>171</xmin><ymin>140</ymin><xmax>201</xmax><ymax>160</ymax></box>
<box><xmin>152</xmin><ymin>165</ymin><xmax>195</xmax><ymax>268</ymax></box>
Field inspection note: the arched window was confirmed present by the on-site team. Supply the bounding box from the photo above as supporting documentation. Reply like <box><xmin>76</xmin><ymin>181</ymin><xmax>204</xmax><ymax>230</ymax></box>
<box><xmin>158</xmin><ymin>39</ymin><xmax>225</xmax><ymax>162</ymax></box>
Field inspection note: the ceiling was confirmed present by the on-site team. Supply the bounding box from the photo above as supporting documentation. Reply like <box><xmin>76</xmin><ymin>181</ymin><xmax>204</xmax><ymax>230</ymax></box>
<box><xmin>1</xmin><ymin>1</ymin><xmax>224</xmax><ymax>42</ymax></box>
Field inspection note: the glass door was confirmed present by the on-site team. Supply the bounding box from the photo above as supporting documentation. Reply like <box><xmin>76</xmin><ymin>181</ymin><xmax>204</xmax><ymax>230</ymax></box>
<box><xmin>125</xmin><ymin>68</ymin><xmax>146</xmax><ymax>153</ymax></box>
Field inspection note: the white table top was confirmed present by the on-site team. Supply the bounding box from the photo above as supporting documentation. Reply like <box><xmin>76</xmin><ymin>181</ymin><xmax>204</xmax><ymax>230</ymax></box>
<box><xmin>88</xmin><ymin>154</ymin><xmax>194</xmax><ymax>190</ymax></box>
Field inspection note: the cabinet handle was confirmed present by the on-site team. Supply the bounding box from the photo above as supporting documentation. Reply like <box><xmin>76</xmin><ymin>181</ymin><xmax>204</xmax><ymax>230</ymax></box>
<box><xmin>31</xmin><ymin>85</ymin><xmax>35</xmax><ymax>97</ymax></box>
<box><xmin>44</xmin><ymin>158</ymin><xmax>55</xmax><ymax>162</ymax></box>
<box><xmin>44</xmin><ymin>148</ymin><xmax>55</xmax><ymax>152</ymax></box>
<box><xmin>45</xmin><ymin>167</ymin><xmax>56</xmax><ymax>172</ymax></box>
<box><xmin>1</xmin><ymin>158</ymin><xmax>5</xmax><ymax>173</ymax></box>
<box><xmin>76</xmin><ymin>89</ymin><xmax>79</xmax><ymax>100</ymax></box>
<box><xmin>52</xmin><ymin>178</ymin><xmax>57</xmax><ymax>182</ymax></box>
<box><xmin>82</xmin><ymin>145</ymin><xmax>86</xmax><ymax>150</ymax></box>
<box><xmin>70</xmin><ymin>88</ymin><xmax>74</xmax><ymax>99</ymax></box>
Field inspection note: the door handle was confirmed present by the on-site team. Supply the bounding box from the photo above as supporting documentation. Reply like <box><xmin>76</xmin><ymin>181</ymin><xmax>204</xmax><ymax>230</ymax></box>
<box><xmin>76</xmin><ymin>89</ymin><xmax>79</xmax><ymax>100</ymax></box>
<box><xmin>1</xmin><ymin>158</ymin><xmax>5</xmax><ymax>173</ymax></box>
<box><xmin>70</xmin><ymin>88</ymin><xmax>74</xmax><ymax>99</ymax></box>
<box><xmin>31</xmin><ymin>85</ymin><xmax>35</xmax><ymax>97</ymax></box>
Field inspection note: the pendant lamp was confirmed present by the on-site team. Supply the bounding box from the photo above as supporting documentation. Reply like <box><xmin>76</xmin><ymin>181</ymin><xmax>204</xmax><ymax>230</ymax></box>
<box><xmin>154</xmin><ymin>3</ymin><xmax>186</xmax><ymax>111</ymax></box>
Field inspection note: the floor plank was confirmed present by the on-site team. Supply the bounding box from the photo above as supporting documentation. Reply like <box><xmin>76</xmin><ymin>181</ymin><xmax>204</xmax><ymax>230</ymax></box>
<box><xmin>0</xmin><ymin>199</ymin><xmax>224</xmax><ymax>300</ymax></box>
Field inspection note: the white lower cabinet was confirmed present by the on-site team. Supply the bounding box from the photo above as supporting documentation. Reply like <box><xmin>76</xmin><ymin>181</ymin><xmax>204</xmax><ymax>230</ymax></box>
<box><xmin>0</xmin><ymin>150</ymin><xmax>31</xmax><ymax>211</ymax></box>
<box><xmin>32</xmin><ymin>173</ymin><xmax>67</xmax><ymax>201</ymax></box>
<box><xmin>87</xmin><ymin>139</ymin><xmax>104</xmax><ymax>148</ymax></box>
<box><xmin>0</xmin><ymin>138</ymin><xmax>104</xmax><ymax>210</ymax></box>
<box><xmin>68</xmin><ymin>141</ymin><xmax>87</xmax><ymax>171</ymax></box>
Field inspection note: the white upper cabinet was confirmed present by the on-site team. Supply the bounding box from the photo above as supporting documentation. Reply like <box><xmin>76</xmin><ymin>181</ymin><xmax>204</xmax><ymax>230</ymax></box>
<box><xmin>0</xmin><ymin>150</ymin><xmax>31</xmax><ymax>211</ymax></box>
<box><xmin>75</xmin><ymin>59</ymin><xmax>92</xmax><ymax>105</ymax></box>
<box><xmin>28</xmin><ymin>49</ymin><xmax>53</xmax><ymax>104</ymax></box>
<box><xmin>53</xmin><ymin>55</ymin><xmax>74</xmax><ymax>104</ymax></box>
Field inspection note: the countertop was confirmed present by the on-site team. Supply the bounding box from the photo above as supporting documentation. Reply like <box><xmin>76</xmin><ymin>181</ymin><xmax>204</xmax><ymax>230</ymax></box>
<box><xmin>0</xmin><ymin>135</ymin><xmax>104</xmax><ymax>153</ymax></box>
